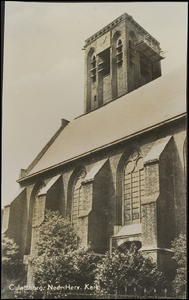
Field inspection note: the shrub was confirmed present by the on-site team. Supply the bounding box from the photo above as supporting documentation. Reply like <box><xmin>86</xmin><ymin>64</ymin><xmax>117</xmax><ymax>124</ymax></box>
<box><xmin>2</xmin><ymin>234</ymin><xmax>25</xmax><ymax>298</ymax></box>
<box><xmin>29</xmin><ymin>209</ymin><xmax>99</xmax><ymax>296</ymax></box>
<box><xmin>2</xmin><ymin>234</ymin><xmax>24</xmax><ymax>280</ymax></box>
<box><xmin>171</xmin><ymin>233</ymin><xmax>186</xmax><ymax>298</ymax></box>
<box><xmin>94</xmin><ymin>243</ymin><xmax>169</xmax><ymax>296</ymax></box>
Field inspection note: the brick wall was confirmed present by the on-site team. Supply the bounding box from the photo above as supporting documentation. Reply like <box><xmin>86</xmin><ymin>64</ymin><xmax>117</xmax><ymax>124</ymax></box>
<box><xmin>9</xmin><ymin>118</ymin><xmax>185</xmax><ymax>278</ymax></box>
<box><xmin>2</xmin><ymin>188</ymin><xmax>27</xmax><ymax>256</ymax></box>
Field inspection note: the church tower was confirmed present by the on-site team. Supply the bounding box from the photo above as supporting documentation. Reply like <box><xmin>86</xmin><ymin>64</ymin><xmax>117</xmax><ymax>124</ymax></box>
<box><xmin>84</xmin><ymin>13</ymin><xmax>164</xmax><ymax>113</ymax></box>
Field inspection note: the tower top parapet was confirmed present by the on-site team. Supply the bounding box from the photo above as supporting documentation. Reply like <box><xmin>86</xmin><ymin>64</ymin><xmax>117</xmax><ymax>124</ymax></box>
<box><xmin>84</xmin><ymin>13</ymin><xmax>160</xmax><ymax>47</ymax></box>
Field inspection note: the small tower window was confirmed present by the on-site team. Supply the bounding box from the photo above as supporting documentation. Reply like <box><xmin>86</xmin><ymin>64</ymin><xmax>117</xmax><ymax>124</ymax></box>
<box><xmin>116</xmin><ymin>38</ymin><xmax>123</xmax><ymax>67</ymax></box>
<box><xmin>90</xmin><ymin>55</ymin><xmax>96</xmax><ymax>83</ymax></box>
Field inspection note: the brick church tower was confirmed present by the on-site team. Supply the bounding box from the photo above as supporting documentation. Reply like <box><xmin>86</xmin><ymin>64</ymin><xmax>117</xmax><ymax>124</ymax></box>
<box><xmin>84</xmin><ymin>13</ymin><xmax>164</xmax><ymax>113</ymax></box>
<box><xmin>2</xmin><ymin>12</ymin><xmax>186</xmax><ymax>286</ymax></box>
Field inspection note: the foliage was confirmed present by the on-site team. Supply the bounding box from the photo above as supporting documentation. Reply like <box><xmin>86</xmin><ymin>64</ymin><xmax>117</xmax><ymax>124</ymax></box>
<box><xmin>35</xmin><ymin>209</ymin><xmax>78</xmax><ymax>256</ymax></box>
<box><xmin>2</xmin><ymin>233</ymin><xmax>24</xmax><ymax>280</ymax></box>
<box><xmin>28</xmin><ymin>210</ymin><xmax>174</xmax><ymax>298</ymax></box>
<box><xmin>94</xmin><ymin>243</ymin><xmax>169</xmax><ymax>296</ymax></box>
<box><xmin>171</xmin><ymin>233</ymin><xmax>187</xmax><ymax>298</ymax></box>
<box><xmin>29</xmin><ymin>210</ymin><xmax>99</xmax><ymax>292</ymax></box>
<box><xmin>71</xmin><ymin>245</ymin><xmax>101</xmax><ymax>285</ymax></box>
<box><xmin>2</xmin><ymin>234</ymin><xmax>26</xmax><ymax>299</ymax></box>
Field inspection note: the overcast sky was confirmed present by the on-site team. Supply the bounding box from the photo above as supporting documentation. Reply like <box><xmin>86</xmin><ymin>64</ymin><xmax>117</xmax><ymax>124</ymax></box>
<box><xmin>2</xmin><ymin>1</ymin><xmax>188</xmax><ymax>207</ymax></box>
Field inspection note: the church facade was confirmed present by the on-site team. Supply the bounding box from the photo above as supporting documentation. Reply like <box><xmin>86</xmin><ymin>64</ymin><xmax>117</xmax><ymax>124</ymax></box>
<box><xmin>2</xmin><ymin>13</ymin><xmax>186</xmax><ymax>282</ymax></box>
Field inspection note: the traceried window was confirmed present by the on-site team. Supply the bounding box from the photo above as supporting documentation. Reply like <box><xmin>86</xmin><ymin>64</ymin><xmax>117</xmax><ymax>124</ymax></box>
<box><xmin>123</xmin><ymin>150</ymin><xmax>145</xmax><ymax>225</ymax></box>
<box><xmin>72</xmin><ymin>169</ymin><xmax>86</xmax><ymax>226</ymax></box>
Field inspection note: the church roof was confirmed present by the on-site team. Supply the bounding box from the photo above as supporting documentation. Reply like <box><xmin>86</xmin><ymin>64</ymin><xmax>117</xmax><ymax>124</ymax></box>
<box><xmin>19</xmin><ymin>65</ymin><xmax>186</xmax><ymax>181</ymax></box>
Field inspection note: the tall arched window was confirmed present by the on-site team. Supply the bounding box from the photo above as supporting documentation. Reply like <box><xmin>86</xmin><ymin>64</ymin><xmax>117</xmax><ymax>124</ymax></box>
<box><xmin>72</xmin><ymin>169</ymin><xmax>86</xmax><ymax>226</ymax></box>
<box><xmin>32</xmin><ymin>191</ymin><xmax>40</xmax><ymax>227</ymax></box>
<box><xmin>25</xmin><ymin>181</ymin><xmax>45</xmax><ymax>255</ymax></box>
<box><xmin>112</xmin><ymin>31</ymin><xmax>122</xmax><ymax>100</ymax></box>
<box><xmin>116</xmin><ymin>38</ymin><xmax>123</xmax><ymax>67</ymax></box>
<box><xmin>86</xmin><ymin>47</ymin><xmax>95</xmax><ymax>113</ymax></box>
<box><xmin>90</xmin><ymin>55</ymin><xmax>96</xmax><ymax>83</ymax></box>
<box><xmin>123</xmin><ymin>150</ymin><xmax>144</xmax><ymax>225</ymax></box>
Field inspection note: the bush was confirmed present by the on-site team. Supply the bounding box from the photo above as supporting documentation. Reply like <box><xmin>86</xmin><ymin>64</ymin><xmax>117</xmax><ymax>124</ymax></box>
<box><xmin>28</xmin><ymin>210</ymin><xmax>174</xmax><ymax>298</ymax></box>
<box><xmin>171</xmin><ymin>233</ymin><xmax>186</xmax><ymax>298</ymax></box>
<box><xmin>94</xmin><ymin>243</ymin><xmax>169</xmax><ymax>296</ymax></box>
<box><xmin>2</xmin><ymin>234</ymin><xmax>24</xmax><ymax>280</ymax></box>
<box><xmin>2</xmin><ymin>234</ymin><xmax>25</xmax><ymax>298</ymax></box>
<box><xmin>29</xmin><ymin>210</ymin><xmax>99</xmax><ymax>295</ymax></box>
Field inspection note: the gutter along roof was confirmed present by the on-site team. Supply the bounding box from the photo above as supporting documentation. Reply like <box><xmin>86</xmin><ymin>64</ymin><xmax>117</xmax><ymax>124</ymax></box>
<box><xmin>18</xmin><ymin>65</ymin><xmax>186</xmax><ymax>181</ymax></box>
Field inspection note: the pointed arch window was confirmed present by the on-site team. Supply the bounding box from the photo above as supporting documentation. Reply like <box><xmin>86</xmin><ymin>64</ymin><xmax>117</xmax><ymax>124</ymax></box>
<box><xmin>116</xmin><ymin>38</ymin><xmax>123</xmax><ymax>67</ymax></box>
<box><xmin>32</xmin><ymin>191</ymin><xmax>40</xmax><ymax>227</ymax></box>
<box><xmin>123</xmin><ymin>150</ymin><xmax>144</xmax><ymax>225</ymax></box>
<box><xmin>72</xmin><ymin>169</ymin><xmax>86</xmax><ymax>226</ymax></box>
<box><xmin>90</xmin><ymin>55</ymin><xmax>96</xmax><ymax>83</ymax></box>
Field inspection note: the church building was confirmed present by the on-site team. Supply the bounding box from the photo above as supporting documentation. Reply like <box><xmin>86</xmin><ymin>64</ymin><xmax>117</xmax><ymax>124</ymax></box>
<box><xmin>2</xmin><ymin>13</ymin><xmax>186</xmax><ymax>282</ymax></box>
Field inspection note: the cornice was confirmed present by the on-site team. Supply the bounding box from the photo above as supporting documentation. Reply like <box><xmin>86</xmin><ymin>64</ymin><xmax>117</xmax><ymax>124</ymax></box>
<box><xmin>84</xmin><ymin>13</ymin><xmax>160</xmax><ymax>47</ymax></box>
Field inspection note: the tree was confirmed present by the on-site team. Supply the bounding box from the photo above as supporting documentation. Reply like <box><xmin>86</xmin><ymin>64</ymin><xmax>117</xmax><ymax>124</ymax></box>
<box><xmin>29</xmin><ymin>210</ymin><xmax>99</xmax><ymax>293</ymax></box>
<box><xmin>171</xmin><ymin>233</ymin><xmax>187</xmax><ymax>298</ymax></box>
<box><xmin>71</xmin><ymin>246</ymin><xmax>100</xmax><ymax>286</ymax></box>
<box><xmin>94</xmin><ymin>243</ymin><xmax>169</xmax><ymax>297</ymax></box>
<box><xmin>2</xmin><ymin>234</ymin><xmax>24</xmax><ymax>279</ymax></box>
<box><xmin>2</xmin><ymin>234</ymin><xmax>25</xmax><ymax>298</ymax></box>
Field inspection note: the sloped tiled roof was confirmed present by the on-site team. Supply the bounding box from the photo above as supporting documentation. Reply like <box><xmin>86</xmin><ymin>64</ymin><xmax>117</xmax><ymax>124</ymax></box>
<box><xmin>20</xmin><ymin>65</ymin><xmax>186</xmax><ymax>180</ymax></box>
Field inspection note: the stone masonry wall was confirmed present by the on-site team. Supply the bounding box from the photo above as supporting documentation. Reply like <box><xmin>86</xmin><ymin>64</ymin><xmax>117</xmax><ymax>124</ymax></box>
<box><xmin>15</xmin><ymin>118</ymin><xmax>186</xmax><ymax>275</ymax></box>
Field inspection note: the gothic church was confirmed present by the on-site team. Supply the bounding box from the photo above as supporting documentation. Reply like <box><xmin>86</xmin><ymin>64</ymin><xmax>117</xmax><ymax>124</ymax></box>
<box><xmin>2</xmin><ymin>13</ymin><xmax>186</xmax><ymax>282</ymax></box>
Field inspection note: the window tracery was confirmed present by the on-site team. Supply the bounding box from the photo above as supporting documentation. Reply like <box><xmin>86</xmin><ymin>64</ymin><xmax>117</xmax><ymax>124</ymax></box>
<box><xmin>123</xmin><ymin>150</ymin><xmax>144</xmax><ymax>225</ymax></box>
<box><xmin>72</xmin><ymin>169</ymin><xmax>86</xmax><ymax>226</ymax></box>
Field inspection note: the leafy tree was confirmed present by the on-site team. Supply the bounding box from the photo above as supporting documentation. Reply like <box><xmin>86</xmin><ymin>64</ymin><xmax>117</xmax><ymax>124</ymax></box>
<box><xmin>171</xmin><ymin>233</ymin><xmax>187</xmax><ymax>298</ymax></box>
<box><xmin>29</xmin><ymin>210</ymin><xmax>99</xmax><ymax>293</ymax></box>
<box><xmin>2</xmin><ymin>233</ymin><xmax>24</xmax><ymax>279</ymax></box>
<box><xmin>94</xmin><ymin>243</ymin><xmax>169</xmax><ymax>296</ymax></box>
<box><xmin>33</xmin><ymin>209</ymin><xmax>78</xmax><ymax>257</ymax></box>
<box><xmin>2</xmin><ymin>234</ymin><xmax>25</xmax><ymax>298</ymax></box>
<box><xmin>71</xmin><ymin>245</ymin><xmax>100</xmax><ymax>285</ymax></box>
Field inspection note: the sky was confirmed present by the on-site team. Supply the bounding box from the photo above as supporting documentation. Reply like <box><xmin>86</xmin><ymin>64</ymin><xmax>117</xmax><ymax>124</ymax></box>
<box><xmin>2</xmin><ymin>1</ymin><xmax>188</xmax><ymax>207</ymax></box>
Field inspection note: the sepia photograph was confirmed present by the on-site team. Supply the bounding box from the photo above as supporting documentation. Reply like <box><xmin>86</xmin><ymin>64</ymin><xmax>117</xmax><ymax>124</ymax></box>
<box><xmin>2</xmin><ymin>1</ymin><xmax>187</xmax><ymax>299</ymax></box>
